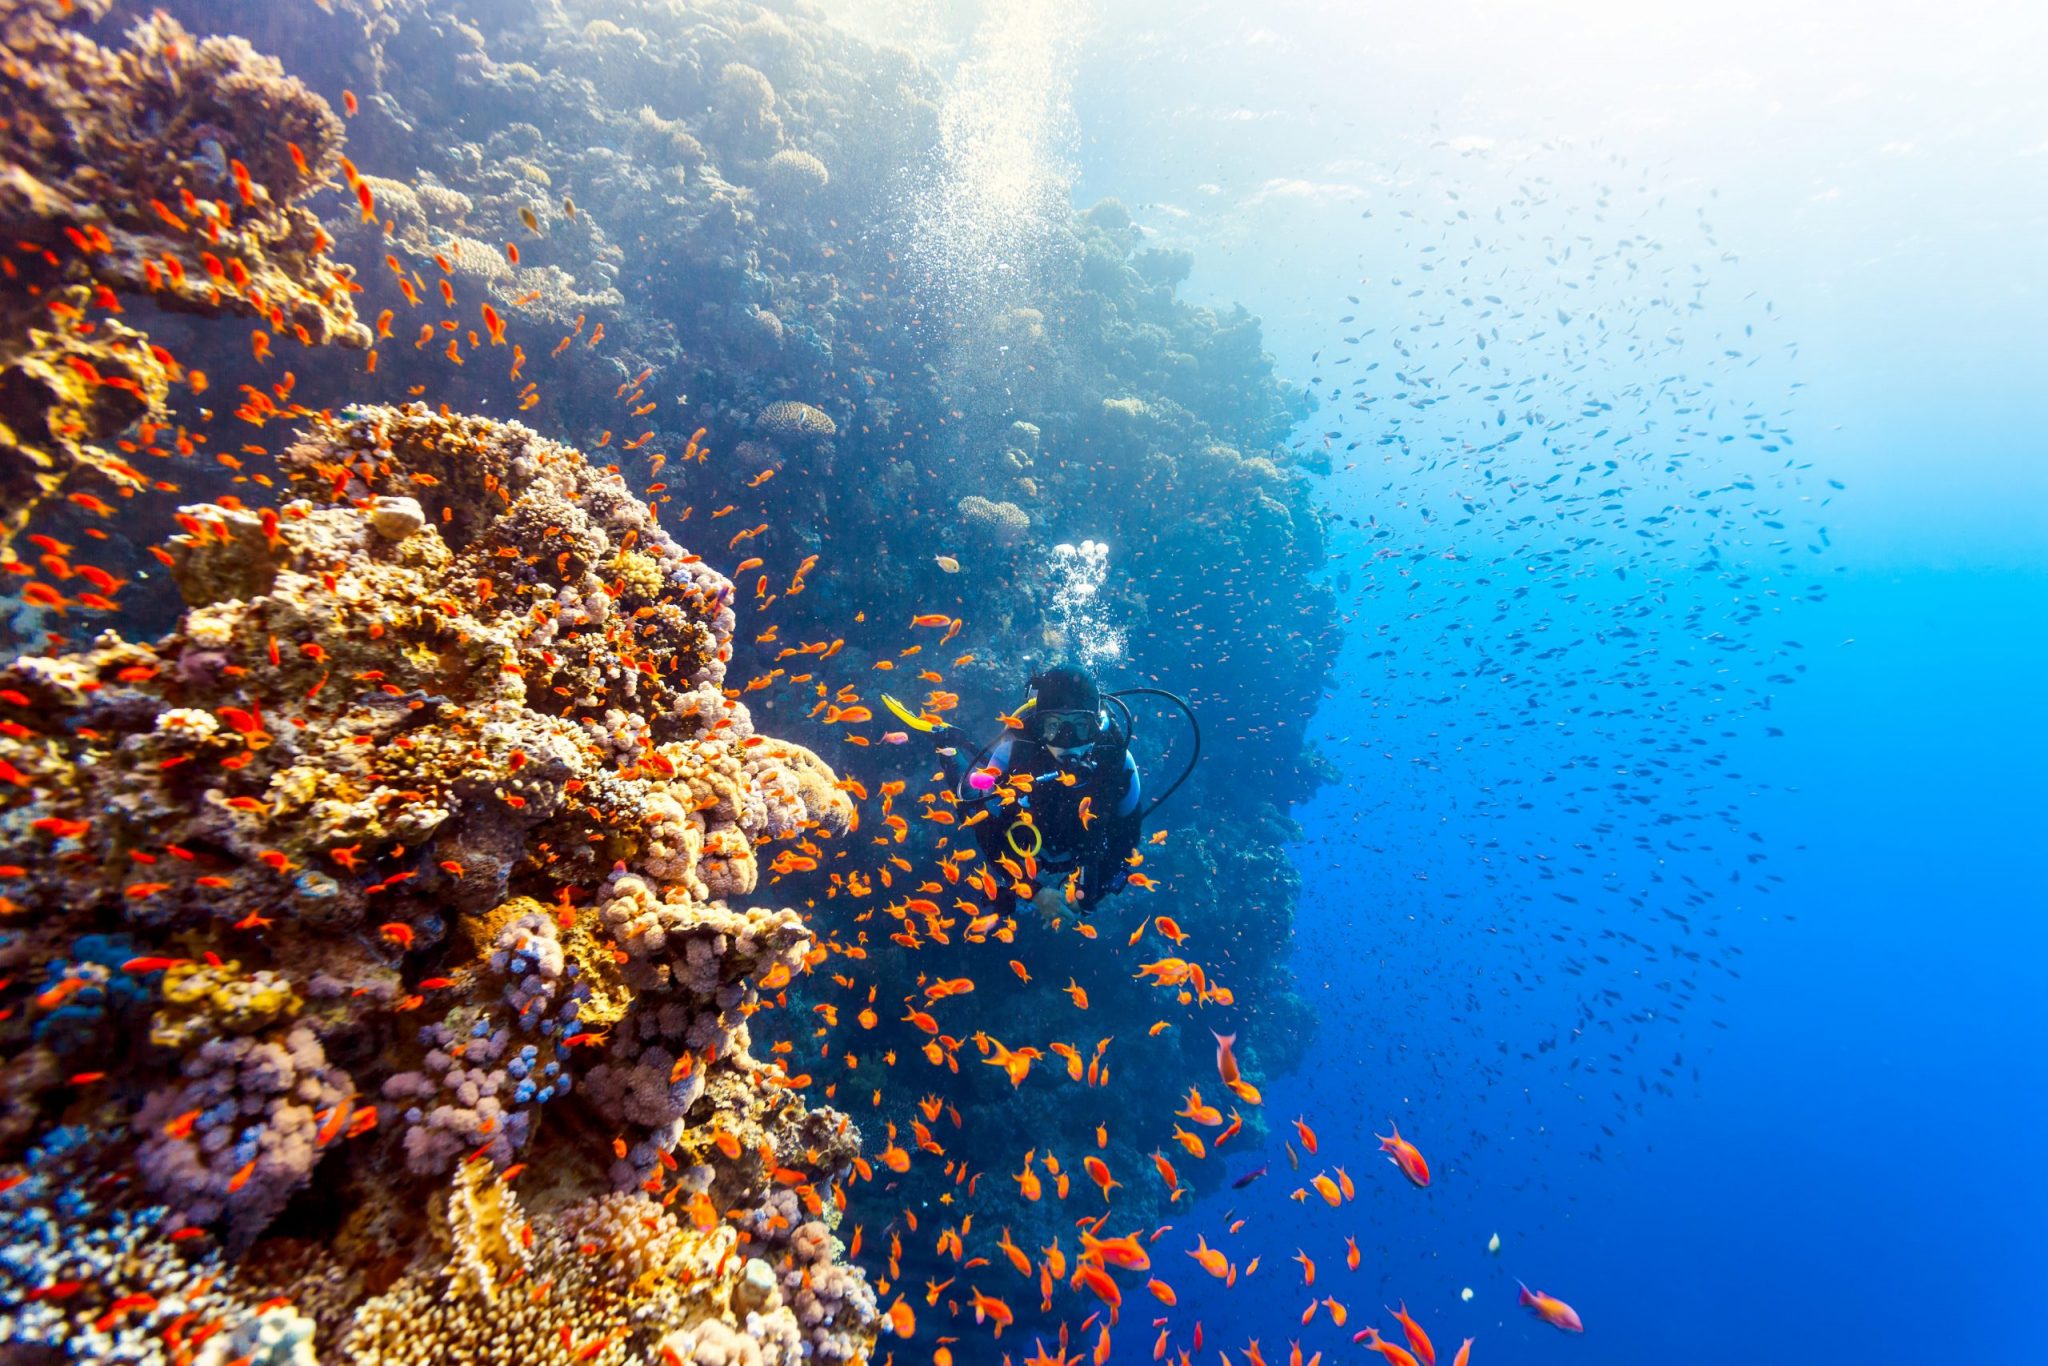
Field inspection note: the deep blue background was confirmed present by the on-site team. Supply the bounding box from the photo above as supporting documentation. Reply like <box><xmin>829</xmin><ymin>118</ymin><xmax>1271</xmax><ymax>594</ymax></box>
<box><xmin>1053</xmin><ymin>2</ymin><xmax>2048</xmax><ymax>1359</ymax></box>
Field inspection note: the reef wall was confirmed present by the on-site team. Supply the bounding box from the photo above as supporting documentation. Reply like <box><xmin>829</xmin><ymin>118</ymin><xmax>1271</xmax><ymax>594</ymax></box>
<box><xmin>1</xmin><ymin>0</ymin><xmax>1342</xmax><ymax>1355</ymax></box>
<box><xmin>0</xmin><ymin>0</ymin><xmax>367</xmax><ymax>538</ymax></box>
<box><xmin>2</xmin><ymin>399</ymin><xmax>877</xmax><ymax>1360</ymax></box>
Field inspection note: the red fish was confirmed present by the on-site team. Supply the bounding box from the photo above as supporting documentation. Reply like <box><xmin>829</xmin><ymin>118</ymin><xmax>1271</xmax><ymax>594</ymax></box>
<box><xmin>1517</xmin><ymin>1282</ymin><xmax>1582</xmax><ymax>1332</ymax></box>
<box><xmin>1376</xmin><ymin>1119</ymin><xmax>1430</xmax><ymax>1187</ymax></box>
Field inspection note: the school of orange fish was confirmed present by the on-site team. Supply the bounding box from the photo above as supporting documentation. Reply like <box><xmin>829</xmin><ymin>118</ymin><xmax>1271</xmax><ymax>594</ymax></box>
<box><xmin>0</xmin><ymin>6</ymin><xmax>1626</xmax><ymax>1364</ymax></box>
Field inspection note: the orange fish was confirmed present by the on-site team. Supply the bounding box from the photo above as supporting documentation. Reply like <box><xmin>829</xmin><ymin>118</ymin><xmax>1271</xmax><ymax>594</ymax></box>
<box><xmin>1177</xmin><ymin>1086</ymin><xmax>1223</xmax><ymax>1127</ymax></box>
<box><xmin>1388</xmin><ymin>1302</ymin><xmax>1435</xmax><ymax>1366</ymax></box>
<box><xmin>1070</xmin><ymin>1262</ymin><xmax>1122</xmax><ymax>1314</ymax></box>
<box><xmin>1377</xmin><ymin>1119</ymin><xmax>1430</xmax><ymax>1188</ymax></box>
<box><xmin>997</xmin><ymin>1227</ymin><xmax>1031</xmax><ymax>1276</ymax></box>
<box><xmin>1186</xmin><ymin>1234</ymin><xmax>1228</xmax><ymax>1279</ymax></box>
<box><xmin>1517</xmin><ymin>1282</ymin><xmax>1582</xmax><ymax>1332</ymax></box>
<box><xmin>1080</xmin><ymin>1229</ymin><xmax>1149</xmax><ymax>1272</ymax></box>
<box><xmin>1083</xmin><ymin>1155</ymin><xmax>1118</xmax><ymax>1201</ymax></box>
<box><xmin>1213</xmin><ymin>1030</ymin><xmax>1241</xmax><ymax>1087</ymax></box>
<box><xmin>1013</xmin><ymin>1151</ymin><xmax>1042</xmax><ymax>1201</ymax></box>
<box><xmin>1356</xmin><ymin>1327</ymin><xmax>1418</xmax><ymax>1366</ymax></box>
<box><xmin>969</xmin><ymin>1288</ymin><xmax>1014</xmax><ymax>1337</ymax></box>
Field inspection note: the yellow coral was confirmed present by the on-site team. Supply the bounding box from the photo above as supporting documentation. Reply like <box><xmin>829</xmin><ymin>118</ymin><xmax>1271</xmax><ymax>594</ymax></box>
<box><xmin>609</xmin><ymin>546</ymin><xmax>666</xmax><ymax>601</ymax></box>
<box><xmin>151</xmin><ymin>960</ymin><xmax>302</xmax><ymax>1049</ymax></box>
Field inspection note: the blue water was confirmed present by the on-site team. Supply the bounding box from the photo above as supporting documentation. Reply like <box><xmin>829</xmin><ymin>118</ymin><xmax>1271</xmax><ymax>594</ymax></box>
<box><xmin>6</xmin><ymin>5</ymin><xmax>2040</xmax><ymax>1362</ymax></box>
<box><xmin>1062</xmin><ymin>3</ymin><xmax>2048</xmax><ymax>1360</ymax></box>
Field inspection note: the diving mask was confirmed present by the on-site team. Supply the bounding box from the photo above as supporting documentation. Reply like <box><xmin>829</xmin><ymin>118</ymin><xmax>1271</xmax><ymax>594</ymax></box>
<box><xmin>1038</xmin><ymin>708</ymin><xmax>1099</xmax><ymax>752</ymax></box>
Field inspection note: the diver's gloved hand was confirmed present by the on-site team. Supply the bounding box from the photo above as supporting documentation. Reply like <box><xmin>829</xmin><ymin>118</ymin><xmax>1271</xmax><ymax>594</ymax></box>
<box><xmin>1030</xmin><ymin>887</ymin><xmax>1065</xmax><ymax>922</ymax></box>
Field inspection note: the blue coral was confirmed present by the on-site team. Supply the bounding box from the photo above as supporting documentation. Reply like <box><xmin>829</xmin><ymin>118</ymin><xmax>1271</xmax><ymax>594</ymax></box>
<box><xmin>29</xmin><ymin>934</ymin><xmax>148</xmax><ymax>1055</ymax></box>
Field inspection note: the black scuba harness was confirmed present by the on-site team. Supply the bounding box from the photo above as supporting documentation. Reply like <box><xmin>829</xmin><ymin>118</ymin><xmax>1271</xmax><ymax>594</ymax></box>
<box><xmin>956</xmin><ymin>686</ymin><xmax>1201</xmax><ymax>829</ymax></box>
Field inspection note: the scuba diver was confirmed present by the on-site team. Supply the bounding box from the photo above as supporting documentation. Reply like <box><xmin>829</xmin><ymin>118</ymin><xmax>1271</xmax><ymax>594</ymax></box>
<box><xmin>882</xmin><ymin>662</ymin><xmax>1199</xmax><ymax>919</ymax></box>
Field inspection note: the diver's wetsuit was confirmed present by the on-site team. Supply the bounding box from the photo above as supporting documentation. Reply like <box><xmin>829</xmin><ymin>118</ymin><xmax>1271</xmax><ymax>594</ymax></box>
<box><xmin>968</xmin><ymin>722</ymin><xmax>1143</xmax><ymax>913</ymax></box>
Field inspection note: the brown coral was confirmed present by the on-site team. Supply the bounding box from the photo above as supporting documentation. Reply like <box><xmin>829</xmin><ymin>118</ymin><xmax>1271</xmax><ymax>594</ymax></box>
<box><xmin>755</xmin><ymin>400</ymin><xmax>837</xmax><ymax>442</ymax></box>
<box><xmin>0</xmin><ymin>0</ymin><xmax>368</xmax><ymax>537</ymax></box>
<box><xmin>0</xmin><ymin>403</ymin><xmax>871</xmax><ymax>1348</ymax></box>
<box><xmin>337</xmin><ymin>1159</ymin><xmax>858</xmax><ymax>1366</ymax></box>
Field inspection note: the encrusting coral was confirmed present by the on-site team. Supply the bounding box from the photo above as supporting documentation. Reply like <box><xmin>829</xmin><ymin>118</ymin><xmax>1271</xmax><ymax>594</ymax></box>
<box><xmin>0</xmin><ymin>0</ymin><xmax>368</xmax><ymax>539</ymax></box>
<box><xmin>0</xmin><ymin>404</ymin><xmax>873</xmax><ymax>1358</ymax></box>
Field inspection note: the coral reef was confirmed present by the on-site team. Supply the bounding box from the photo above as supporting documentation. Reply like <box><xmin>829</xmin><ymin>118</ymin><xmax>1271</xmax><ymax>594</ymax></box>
<box><xmin>1</xmin><ymin>0</ymin><xmax>1345</xmax><ymax>1354</ymax></box>
<box><xmin>133</xmin><ymin>1024</ymin><xmax>350</xmax><ymax>1243</ymax></box>
<box><xmin>0</xmin><ymin>406</ymin><xmax>871</xmax><ymax>1355</ymax></box>
<box><xmin>338</xmin><ymin>1159</ymin><xmax>860</xmax><ymax>1366</ymax></box>
<box><xmin>67</xmin><ymin>0</ymin><xmax>1334</xmax><ymax>1263</ymax></box>
<box><xmin>0</xmin><ymin>0</ymin><xmax>367</xmax><ymax>537</ymax></box>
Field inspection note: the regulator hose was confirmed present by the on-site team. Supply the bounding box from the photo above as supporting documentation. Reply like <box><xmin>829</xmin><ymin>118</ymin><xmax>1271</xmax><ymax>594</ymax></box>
<box><xmin>1107</xmin><ymin>687</ymin><xmax>1201</xmax><ymax>820</ymax></box>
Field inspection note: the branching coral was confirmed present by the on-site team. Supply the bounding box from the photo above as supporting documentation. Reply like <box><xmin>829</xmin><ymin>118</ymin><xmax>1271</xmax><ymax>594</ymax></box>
<box><xmin>0</xmin><ymin>1128</ymin><xmax>316</xmax><ymax>1365</ymax></box>
<box><xmin>0</xmin><ymin>0</ymin><xmax>367</xmax><ymax>536</ymax></box>
<box><xmin>338</xmin><ymin>1158</ymin><xmax>838</xmax><ymax>1366</ymax></box>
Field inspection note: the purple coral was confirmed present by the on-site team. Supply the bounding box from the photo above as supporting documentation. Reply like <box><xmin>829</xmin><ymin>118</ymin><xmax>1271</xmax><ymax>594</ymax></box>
<box><xmin>381</xmin><ymin>1018</ymin><xmax>563</xmax><ymax>1174</ymax></box>
<box><xmin>134</xmin><ymin>1024</ymin><xmax>349</xmax><ymax>1244</ymax></box>
<box><xmin>381</xmin><ymin>909</ymin><xmax>588</xmax><ymax>1174</ymax></box>
<box><xmin>784</xmin><ymin>1220</ymin><xmax>876</xmax><ymax>1364</ymax></box>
